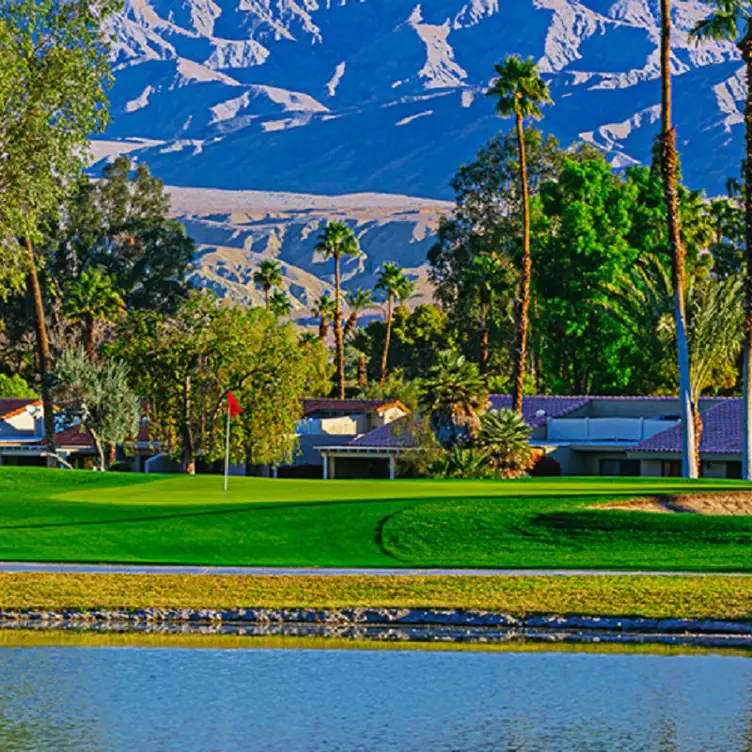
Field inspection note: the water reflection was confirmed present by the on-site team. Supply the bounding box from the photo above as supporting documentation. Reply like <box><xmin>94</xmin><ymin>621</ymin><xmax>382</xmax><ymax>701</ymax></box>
<box><xmin>0</xmin><ymin>638</ymin><xmax>751</xmax><ymax>751</ymax></box>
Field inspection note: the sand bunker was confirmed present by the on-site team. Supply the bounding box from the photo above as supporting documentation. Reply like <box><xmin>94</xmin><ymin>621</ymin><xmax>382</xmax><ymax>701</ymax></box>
<box><xmin>598</xmin><ymin>493</ymin><xmax>752</xmax><ymax>516</ymax></box>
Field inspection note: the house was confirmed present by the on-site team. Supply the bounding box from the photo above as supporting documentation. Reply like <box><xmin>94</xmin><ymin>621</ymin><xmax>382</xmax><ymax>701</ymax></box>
<box><xmin>284</xmin><ymin>398</ymin><xmax>411</xmax><ymax>478</ymax></box>
<box><xmin>316</xmin><ymin>395</ymin><xmax>744</xmax><ymax>480</ymax></box>
<box><xmin>0</xmin><ymin>399</ymin><xmax>162</xmax><ymax>470</ymax></box>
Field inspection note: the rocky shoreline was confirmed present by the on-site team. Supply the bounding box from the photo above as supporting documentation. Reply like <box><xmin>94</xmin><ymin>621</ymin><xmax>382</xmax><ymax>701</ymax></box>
<box><xmin>2</xmin><ymin>607</ymin><xmax>752</xmax><ymax>649</ymax></box>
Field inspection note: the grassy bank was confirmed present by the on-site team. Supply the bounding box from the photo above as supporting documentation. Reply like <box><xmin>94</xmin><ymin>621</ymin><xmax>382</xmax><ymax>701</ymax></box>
<box><xmin>1</xmin><ymin>468</ymin><xmax>752</xmax><ymax>569</ymax></box>
<box><xmin>1</xmin><ymin>573</ymin><xmax>752</xmax><ymax>620</ymax></box>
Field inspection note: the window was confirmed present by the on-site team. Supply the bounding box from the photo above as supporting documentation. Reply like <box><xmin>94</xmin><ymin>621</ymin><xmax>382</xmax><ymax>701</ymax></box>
<box><xmin>661</xmin><ymin>460</ymin><xmax>682</xmax><ymax>477</ymax></box>
<box><xmin>599</xmin><ymin>459</ymin><xmax>641</xmax><ymax>477</ymax></box>
<box><xmin>727</xmin><ymin>461</ymin><xmax>742</xmax><ymax>480</ymax></box>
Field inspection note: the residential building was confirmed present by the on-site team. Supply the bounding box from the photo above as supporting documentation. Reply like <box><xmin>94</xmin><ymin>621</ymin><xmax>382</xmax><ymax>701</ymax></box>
<box><xmin>317</xmin><ymin>395</ymin><xmax>743</xmax><ymax>479</ymax></box>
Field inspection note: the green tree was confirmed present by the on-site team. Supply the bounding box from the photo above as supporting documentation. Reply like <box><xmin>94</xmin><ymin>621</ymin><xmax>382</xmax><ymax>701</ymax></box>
<box><xmin>429</xmin><ymin>129</ymin><xmax>560</xmax><ymax>381</ymax></box>
<box><xmin>0</xmin><ymin>0</ymin><xmax>116</xmax><ymax>465</ymax></box>
<box><xmin>63</xmin><ymin>268</ymin><xmax>125</xmax><ymax>359</ymax></box>
<box><xmin>253</xmin><ymin>260</ymin><xmax>283</xmax><ymax>310</ymax></box>
<box><xmin>113</xmin><ymin>292</ymin><xmax>328</xmax><ymax>473</ymax></box>
<box><xmin>691</xmin><ymin>1</ymin><xmax>752</xmax><ymax>477</ymax></box>
<box><xmin>486</xmin><ymin>56</ymin><xmax>552</xmax><ymax>414</ymax></box>
<box><xmin>476</xmin><ymin>408</ymin><xmax>535</xmax><ymax>478</ymax></box>
<box><xmin>535</xmin><ymin>152</ymin><xmax>641</xmax><ymax>393</ymax></box>
<box><xmin>343</xmin><ymin>288</ymin><xmax>375</xmax><ymax>338</ymax></box>
<box><xmin>419</xmin><ymin>350</ymin><xmax>487</xmax><ymax>450</ymax></box>
<box><xmin>375</xmin><ymin>262</ymin><xmax>414</xmax><ymax>386</ymax></box>
<box><xmin>53</xmin><ymin>347</ymin><xmax>140</xmax><ymax>471</ymax></box>
<box><xmin>315</xmin><ymin>222</ymin><xmax>360</xmax><ymax>399</ymax></box>
<box><xmin>353</xmin><ymin>304</ymin><xmax>450</xmax><ymax>382</ymax></box>
<box><xmin>311</xmin><ymin>294</ymin><xmax>336</xmax><ymax>342</ymax></box>
<box><xmin>0</xmin><ymin>374</ymin><xmax>36</xmax><ymax>399</ymax></box>
<box><xmin>49</xmin><ymin>158</ymin><xmax>194</xmax><ymax>314</ymax></box>
<box><xmin>269</xmin><ymin>290</ymin><xmax>292</xmax><ymax>319</ymax></box>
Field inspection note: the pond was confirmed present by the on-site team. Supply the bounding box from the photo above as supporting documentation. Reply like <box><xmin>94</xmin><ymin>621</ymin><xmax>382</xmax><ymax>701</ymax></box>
<box><xmin>0</xmin><ymin>635</ymin><xmax>750</xmax><ymax>751</ymax></box>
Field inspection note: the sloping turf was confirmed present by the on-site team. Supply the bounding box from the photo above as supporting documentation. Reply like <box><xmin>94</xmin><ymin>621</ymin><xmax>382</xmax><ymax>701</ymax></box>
<box><xmin>0</xmin><ymin>468</ymin><xmax>751</xmax><ymax>569</ymax></box>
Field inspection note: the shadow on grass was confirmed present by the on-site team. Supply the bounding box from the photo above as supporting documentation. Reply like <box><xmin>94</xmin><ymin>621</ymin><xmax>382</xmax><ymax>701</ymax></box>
<box><xmin>0</xmin><ymin>496</ymin><xmax>437</xmax><ymax>533</ymax></box>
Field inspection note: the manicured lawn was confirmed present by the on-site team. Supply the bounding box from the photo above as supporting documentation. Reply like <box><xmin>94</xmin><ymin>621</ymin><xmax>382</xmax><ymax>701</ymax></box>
<box><xmin>1</xmin><ymin>573</ymin><xmax>752</xmax><ymax>621</ymax></box>
<box><xmin>0</xmin><ymin>467</ymin><xmax>751</xmax><ymax>570</ymax></box>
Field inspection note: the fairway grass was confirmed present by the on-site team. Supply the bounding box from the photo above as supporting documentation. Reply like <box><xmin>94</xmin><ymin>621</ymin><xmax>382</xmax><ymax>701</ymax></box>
<box><xmin>1</xmin><ymin>573</ymin><xmax>752</xmax><ymax>621</ymax></box>
<box><xmin>1</xmin><ymin>467</ymin><xmax>752</xmax><ymax>570</ymax></box>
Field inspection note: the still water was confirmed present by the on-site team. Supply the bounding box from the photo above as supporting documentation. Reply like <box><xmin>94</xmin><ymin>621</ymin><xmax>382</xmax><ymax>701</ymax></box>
<box><xmin>0</xmin><ymin>641</ymin><xmax>751</xmax><ymax>751</ymax></box>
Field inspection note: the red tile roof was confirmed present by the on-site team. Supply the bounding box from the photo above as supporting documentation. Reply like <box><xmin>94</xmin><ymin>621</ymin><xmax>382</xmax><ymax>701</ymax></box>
<box><xmin>51</xmin><ymin>424</ymin><xmax>96</xmax><ymax>448</ymax></box>
<box><xmin>302</xmin><ymin>399</ymin><xmax>409</xmax><ymax>417</ymax></box>
<box><xmin>0</xmin><ymin>399</ymin><xmax>42</xmax><ymax>420</ymax></box>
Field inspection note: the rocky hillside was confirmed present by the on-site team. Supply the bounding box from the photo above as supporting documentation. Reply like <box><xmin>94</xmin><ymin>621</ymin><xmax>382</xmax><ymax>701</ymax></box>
<box><xmin>97</xmin><ymin>0</ymin><xmax>740</xmax><ymax>199</ymax></box>
<box><xmin>93</xmin><ymin>0</ymin><xmax>743</xmax><ymax>311</ymax></box>
<box><xmin>167</xmin><ymin>187</ymin><xmax>449</xmax><ymax>312</ymax></box>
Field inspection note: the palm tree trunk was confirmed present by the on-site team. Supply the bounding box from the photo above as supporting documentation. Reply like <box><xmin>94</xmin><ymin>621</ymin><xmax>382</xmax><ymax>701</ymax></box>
<box><xmin>264</xmin><ymin>288</ymin><xmax>270</xmax><ymax>310</ymax></box>
<box><xmin>25</xmin><ymin>234</ymin><xmax>56</xmax><ymax>468</ymax></box>
<box><xmin>479</xmin><ymin>285</ymin><xmax>490</xmax><ymax>377</ymax></box>
<box><xmin>334</xmin><ymin>257</ymin><xmax>345</xmax><ymax>399</ymax></box>
<box><xmin>344</xmin><ymin>313</ymin><xmax>357</xmax><ymax>338</ymax></box>
<box><xmin>512</xmin><ymin>110</ymin><xmax>531</xmax><ymax>415</ymax></box>
<box><xmin>660</xmin><ymin>0</ymin><xmax>697</xmax><ymax>479</ymax></box>
<box><xmin>358</xmin><ymin>354</ymin><xmax>367</xmax><ymax>388</ymax></box>
<box><xmin>84</xmin><ymin>312</ymin><xmax>95</xmax><ymax>360</ymax></box>
<box><xmin>318</xmin><ymin>316</ymin><xmax>329</xmax><ymax>341</ymax></box>
<box><xmin>379</xmin><ymin>292</ymin><xmax>394</xmax><ymax>387</ymax></box>
<box><xmin>742</xmin><ymin>35</ymin><xmax>752</xmax><ymax>480</ymax></box>
<box><xmin>693</xmin><ymin>402</ymin><xmax>703</xmax><ymax>477</ymax></box>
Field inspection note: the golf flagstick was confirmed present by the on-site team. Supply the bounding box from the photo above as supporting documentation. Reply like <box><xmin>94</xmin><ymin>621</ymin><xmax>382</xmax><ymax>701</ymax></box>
<box><xmin>224</xmin><ymin>391</ymin><xmax>243</xmax><ymax>495</ymax></box>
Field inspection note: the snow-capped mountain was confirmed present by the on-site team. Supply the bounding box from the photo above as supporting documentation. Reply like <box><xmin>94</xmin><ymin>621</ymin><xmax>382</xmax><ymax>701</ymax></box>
<box><xmin>98</xmin><ymin>0</ymin><xmax>742</xmax><ymax>199</ymax></box>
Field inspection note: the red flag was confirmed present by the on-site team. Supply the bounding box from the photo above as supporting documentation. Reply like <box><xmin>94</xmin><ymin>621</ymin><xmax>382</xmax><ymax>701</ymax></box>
<box><xmin>227</xmin><ymin>391</ymin><xmax>243</xmax><ymax>418</ymax></box>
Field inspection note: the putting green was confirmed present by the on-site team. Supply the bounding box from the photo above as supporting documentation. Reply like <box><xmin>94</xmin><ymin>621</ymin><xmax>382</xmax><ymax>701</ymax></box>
<box><xmin>0</xmin><ymin>467</ymin><xmax>750</xmax><ymax>570</ymax></box>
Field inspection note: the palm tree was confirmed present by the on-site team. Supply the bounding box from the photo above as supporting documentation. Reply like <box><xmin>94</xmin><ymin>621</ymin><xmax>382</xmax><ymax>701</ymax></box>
<box><xmin>344</xmin><ymin>288</ymin><xmax>375</xmax><ymax>338</ymax></box>
<box><xmin>63</xmin><ymin>268</ymin><xmax>125</xmax><ymax>359</ymax></box>
<box><xmin>311</xmin><ymin>294</ymin><xmax>336</xmax><ymax>342</ymax></box>
<box><xmin>253</xmin><ymin>260</ymin><xmax>283</xmax><ymax>310</ymax></box>
<box><xmin>375</xmin><ymin>262</ymin><xmax>414</xmax><ymax>387</ymax></box>
<box><xmin>486</xmin><ymin>56</ymin><xmax>551</xmax><ymax>415</ymax></box>
<box><xmin>419</xmin><ymin>350</ymin><xmax>487</xmax><ymax>450</ymax></box>
<box><xmin>476</xmin><ymin>408</ymin><xmax>535</xmax><ymax>478</ymax></box>
<box><xmin>315</xmin><ymin>221</ymin><xmax>361</xmax><ymax>399</ymax></box>
<box><xmin>652</xmin><ymin>0</ymin><xmax>696</xmax><ymax>477</ymax></box>
<box><xmin>691</xmin><ymin>2</ymin><xmax>752</xmax><ymax>478</ymax></box>
<box><xmin>609</xmin><ymin>257</ymin><xmax>744</xmax><ymax>471</ymax></box>
<box><xmin>269</xmin><ymin>290</ymin><xmax>292</xmax><ymax>319</ymax></box>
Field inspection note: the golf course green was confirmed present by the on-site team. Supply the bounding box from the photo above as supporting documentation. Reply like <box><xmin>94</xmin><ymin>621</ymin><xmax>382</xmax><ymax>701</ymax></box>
<box><xmin>1</xmin><ymin>467</ymin><xmax>751</xmax><ymax>570</ymax></box>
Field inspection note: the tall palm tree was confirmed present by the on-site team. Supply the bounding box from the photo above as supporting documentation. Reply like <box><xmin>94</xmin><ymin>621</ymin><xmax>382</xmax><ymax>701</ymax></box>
<box><xmin>653</xmin><ymin>0</ymin><xmax>696</xmax><ymax>477</ymax></box>
<box><xmin>311</xmin><ymin>294</ymin><xmax>336</xmax><ymax>342</ymax></box>
<box><xmin>375</xmin><ymin>262</ymin><xmax>413</xmax><ymax>387</ymax></box>
<box><xmin>691</xmin><ymin>2</ymin><xmax>752</xmax><ymax>477</ymax></box>
<box><xmin>486</xmin><ymin>56</ymin><xmax>551</xmax><ymax>415</ymax></box>
<box><xmin>269</xmin><ymin>290</ymin><xmax>292</xmax><ymax>319</ymax></box>
<box><xmin>419</xmin><ymin>350</ymin><xmax>487</xmax><ymax>450</ymax></box>
<box><xmin>315</xmin><ymin>221</ymin><xmax>360</xmax><ymax>399</ymax></box>
<box><xmin>63</xmin><ymin>268</ymin><xmax>125</xmax><ymax>359</ymax></box>
<box><xmin>343</xmin><ymin>288</ymin><xmax>375</xmax><ymax>338</ymax></box>
<box><xmin>253</xmin><ymin>260</ymin><xmax>283</xmax><ymax>310</ymax></box>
